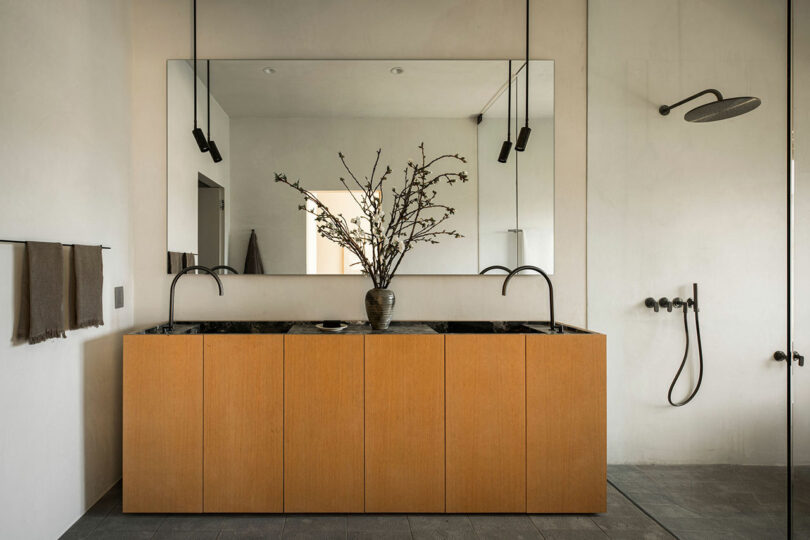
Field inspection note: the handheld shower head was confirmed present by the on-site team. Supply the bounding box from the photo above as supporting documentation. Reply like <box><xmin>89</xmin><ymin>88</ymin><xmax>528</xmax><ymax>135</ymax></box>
<box><xmin>659</xmin><ymin>89</ymin><xmax>761</xmax><ymax>122</ymax></box>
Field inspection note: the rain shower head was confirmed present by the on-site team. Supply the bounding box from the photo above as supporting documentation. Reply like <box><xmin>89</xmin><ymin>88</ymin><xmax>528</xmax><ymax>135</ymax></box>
<box><xmin>659</xmin><ymin>89</ymin><xmax>761</xmax><ymax>122</ymax></box>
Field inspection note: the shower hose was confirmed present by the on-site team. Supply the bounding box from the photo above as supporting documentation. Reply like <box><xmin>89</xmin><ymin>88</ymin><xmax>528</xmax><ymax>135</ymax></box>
<box><xmin>667</xmin><ymin>290</ymin><xmax>704</xmax><ymax>407</ymax></box>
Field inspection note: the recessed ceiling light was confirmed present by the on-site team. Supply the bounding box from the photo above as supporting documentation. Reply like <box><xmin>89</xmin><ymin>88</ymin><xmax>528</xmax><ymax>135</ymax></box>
<box><xmin>390</xmin><ymin>67</ymin><xmax>405</xmax><ymax>75</ymax></box>
<box><xmin>262</xmin><ymin>67</ymin><xmax>276</xmax><ymax>75</ymax></box>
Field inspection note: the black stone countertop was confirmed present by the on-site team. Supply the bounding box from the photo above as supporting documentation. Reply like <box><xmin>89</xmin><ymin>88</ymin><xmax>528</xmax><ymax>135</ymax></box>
<box><xmin>131</xmin><ymin>320</ymin><xmax>594</xmax><ymax>336</ymax></box>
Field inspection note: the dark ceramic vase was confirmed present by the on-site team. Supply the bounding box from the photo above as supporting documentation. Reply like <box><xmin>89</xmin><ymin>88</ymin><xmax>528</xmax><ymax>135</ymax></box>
<box><xmin>365</xmin><ymin>288</ymin><xmax>396</xmax><ymax>330</ymax></box>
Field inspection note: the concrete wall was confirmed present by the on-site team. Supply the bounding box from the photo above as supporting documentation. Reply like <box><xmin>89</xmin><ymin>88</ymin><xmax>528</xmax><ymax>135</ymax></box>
<box><xmin>0</xmin><ymin>1</ymin><xmax>132</xmax><ymax>538</ymax></box>
<box><xmin>588</xmin><ymin>0</ymin><xmax>788</xmax><ymax>464</ymax></box>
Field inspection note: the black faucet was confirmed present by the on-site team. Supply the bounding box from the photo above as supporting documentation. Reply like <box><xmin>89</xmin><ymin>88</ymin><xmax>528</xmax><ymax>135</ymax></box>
<box><xmin>502</xmin><ymin>265</ymin><xmax>558</xmax><ymax>333</ymax></box>
<box><xmin>169</xmin><ymin>265</ymin><xmax>224</xmax><ymax>330</ymax></box>
<box><xmin>210</xmin><ymin>265</ymin><xmax>239</xmax><ymax>274</ymax></box>
<box><xmin>480</xmin><ymin>265</ymin><xmax>513</xmax><ymax>275</ymax></box>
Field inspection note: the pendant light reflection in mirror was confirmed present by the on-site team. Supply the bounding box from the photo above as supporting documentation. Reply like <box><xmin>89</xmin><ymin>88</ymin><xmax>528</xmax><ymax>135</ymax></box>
<box><xmin>206</xmin><ymin>60</ymin><xmax>223</xmax><ymax>163</ymax></box>
<box><xmin>191</xmin><ymin>0</ymin><xmax>209</xmax><ymax>153</ymax></box>
<box><xmin>498</xmin><ymin>60</ymin><xmax>514</xmax><ymax>163</ymax></box>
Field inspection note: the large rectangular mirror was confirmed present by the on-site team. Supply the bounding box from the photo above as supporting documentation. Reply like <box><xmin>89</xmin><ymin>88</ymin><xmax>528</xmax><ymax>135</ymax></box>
<box><xmin>167</xmin><ymin>59</ymin><xmax>554</xmax><ymax>275</ymax></box>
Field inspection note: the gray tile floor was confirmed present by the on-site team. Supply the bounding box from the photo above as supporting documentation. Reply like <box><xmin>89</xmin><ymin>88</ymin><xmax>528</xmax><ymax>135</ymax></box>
<box><xmin>608</xmin><ymin>465</ymin><xmax>792</xmax><ymax>540</ymax></box>
<box><xmin>59</xmin><ymin>481</ymin><xmax>676</xmax><ymax>540</ymax></box>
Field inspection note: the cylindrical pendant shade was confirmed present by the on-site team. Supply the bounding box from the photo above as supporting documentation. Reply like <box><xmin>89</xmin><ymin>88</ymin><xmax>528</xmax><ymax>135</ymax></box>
<box><xmin>193</xmin><ymin>127</ymin><xmax>209</xmax><ymax>152</ymax></box>
<box><xmin>515</xmin><ymin>126</ymin><xmax>531</xmax><ymax>152</ymax></box>
<box><xmin>498</xmin><ymin>140</ymin><xmax>513</xmax><ymax>163</ymax></box>
<box><xmin>208</xmin><ymin>139</ymin><xmax>223</xmax><ymax>163</ymax></box>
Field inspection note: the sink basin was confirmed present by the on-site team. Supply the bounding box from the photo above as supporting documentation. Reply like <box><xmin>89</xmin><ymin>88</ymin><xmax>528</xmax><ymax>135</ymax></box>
<box><xmin>140</xmin><ymin>323</ymin><xmax>201</xmax><ymax>335</ymax></box>
<box><xmin>427</xmin><ymin>321</ymin><xmax>542</xmax><ymax>334</ymax></box>
<box><xmin>195</xmin><ymin>321</ymin><xmax>294</xmax><ymax>334</ymax></box>
<box><xmin>137</xmin><ymin>321</ymin><xmax>294</xmax><ymax>335</ymax></box>
<box><xmin>524</xmin><ymin>323</ymin><xmax>590</xmax><ymax>335</ymax></box>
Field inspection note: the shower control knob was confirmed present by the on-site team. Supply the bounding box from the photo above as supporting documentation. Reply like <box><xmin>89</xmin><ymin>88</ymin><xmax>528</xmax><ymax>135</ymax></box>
<box><xmin>659</xmin><ymin>297</ymin><xmax>673</xmax><ymax>313</ymax></box>
<box><xmin>644</xmin><ymin>298</ymin><xmax>659</xmax><ymax>312</ymax></box>
<box><xmin>774</xmin><ymin>351</ymin><xmax>805</xmax><ymax>366</ymax></box>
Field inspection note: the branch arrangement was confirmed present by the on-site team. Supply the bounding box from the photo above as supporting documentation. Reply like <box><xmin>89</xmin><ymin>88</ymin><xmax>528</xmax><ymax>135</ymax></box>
<box><xmin>274</xmin><ymin>144</ymin><xmax>468</xmax><ymax>288</ymax></box>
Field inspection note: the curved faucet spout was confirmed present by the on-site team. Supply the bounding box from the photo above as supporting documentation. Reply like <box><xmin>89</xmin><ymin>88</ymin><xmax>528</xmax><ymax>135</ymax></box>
<box><xmin>211</xmin><ymin>265</ymin><xmax>239</xmax><ymax>275</ymax></box>
<box><xmin>169</xmin><ymin>265</ymin><xmax>224</xmax><ymax>330</ymax></box>
<box><xmin>480</xmin><ymin>265</ymin><xmax>513</xmax><ymax>275</ymax></box>
<box><xmin>501</xmin><ymin>265</ymin><xmax>557</xmax><ymax>333</ymax></box>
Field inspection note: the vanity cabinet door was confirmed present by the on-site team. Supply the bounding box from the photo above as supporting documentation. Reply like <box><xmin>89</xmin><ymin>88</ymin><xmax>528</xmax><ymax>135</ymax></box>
<box><xmin>203</xmin><ymin>335</ymin><xmax>283</xmax><ymax>512</ymax></box>
<box><xmin>364</xmin><ymin>335</ymin><xmax>445</xmax><ymax>512</ymax></box>
<box><xmin>284</xmin><ymin>335</ymin><xmax>364</xmax><ymax>512</ymax></box>
<box><xmin>123</xmin><ymin>335</ymin><xmax>203</xmax><ymax>513</ymax></box>
<box><xmin>526</xmin><ymin>334</ymin><xmax>606</xmax><ymax>513</ymax></box>
<box><xmin>445</xmin><ymin>335</ymin><xmax>526</xmax><ymax>512</ymax></box>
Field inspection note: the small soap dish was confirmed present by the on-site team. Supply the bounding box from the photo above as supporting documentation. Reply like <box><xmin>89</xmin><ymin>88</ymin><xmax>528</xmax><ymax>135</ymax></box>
<box><xmin>315</xmin><ymin>322</ymin><xmax>348</xmax><ymax>333</ymax></box>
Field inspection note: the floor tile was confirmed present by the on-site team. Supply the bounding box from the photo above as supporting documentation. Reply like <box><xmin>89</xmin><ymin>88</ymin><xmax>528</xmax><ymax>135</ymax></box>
<box><xmin>282</xmin><ymin>515</ymin><xmax>347</xmax><ymax>539</ymax></box>
<box><xmin>93</xmin><ymin>512</ymin><xmax>166</xmax><ymax>533</ymax></box>
<box><xmin>469</xmin><ymin>514</ymin><xmax>542</xmax><ymax>539</ymax></box>
<box><xmin>154</xmin><ymin>532</ymin><xmax>220</xmax><ymax>540</ymax></box>
<box><xmin>529</xmin><ymin>514</ymin><xmax>602</xmax><ymax>531</ymax></box>
<box><xmin>541</xmin><ymin>531</ymin><xmax>608</xmax><ymax>539</ymax></box>
<box><xmin>408</xmin><ymin>515</ymin><xmax>476</xmax><ymax>539</ymax></box>
<box><xmin>86</xmin><ymin>531</ymin><xmax>155</xmax><ymax>540</ymax></box>
<box><xmin>347</xmin><ymin>514</ymin><xmax>411</xmax><ymax>533</ymax></box>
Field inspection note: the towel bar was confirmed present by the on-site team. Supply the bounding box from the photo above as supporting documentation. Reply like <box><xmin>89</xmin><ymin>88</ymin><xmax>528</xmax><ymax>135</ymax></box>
<box><xmin>0</xmin><ymin>239</ymin><xmax>111</xmax><ymax>250</ymax></box>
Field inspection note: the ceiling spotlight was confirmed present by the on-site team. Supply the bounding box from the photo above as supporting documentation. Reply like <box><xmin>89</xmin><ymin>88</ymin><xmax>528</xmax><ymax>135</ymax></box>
<box><xmin>262</xmin><ymin>67</ymin><xmax>276</xmax><ymax>75</ymax></box>
<box><xmin>390</xmin><ymin>67</ymin><xmax>405</xmax><ymax>75</ymax></box>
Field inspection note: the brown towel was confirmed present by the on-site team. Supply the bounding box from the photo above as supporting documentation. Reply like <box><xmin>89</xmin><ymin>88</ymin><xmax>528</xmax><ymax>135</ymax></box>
<box><xmin>167</xmin><ymin>251</ymin><xmax>184</xmax><ymax>274</ymax></box>
<box><xmin>73</xmin><ymin>245</ymin><xmax>104</xmax><ymax>329</ymax></box>
<box><xmin>244</xmin><ymin>229</ymin><xmax>264</xmax><ymax>274</ymax></box>
<box><xmin>16</xmin><ymin>242</ymin><xmax>66</xmax><ymax>344</ymax></box>
<box><xmin>183</xmin><ymin>252</ymin><xmax>196</xmax><ymax>269</ymax></box>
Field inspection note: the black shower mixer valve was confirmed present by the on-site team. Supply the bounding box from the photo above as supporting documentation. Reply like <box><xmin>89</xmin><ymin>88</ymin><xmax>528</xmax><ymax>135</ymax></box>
<box><xmin>645</xmin><ymin>296</ymin><xmax>694</xmax><ymax>313</ymax></box>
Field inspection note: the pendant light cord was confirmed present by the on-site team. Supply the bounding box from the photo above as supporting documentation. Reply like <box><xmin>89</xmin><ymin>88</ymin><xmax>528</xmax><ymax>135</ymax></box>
<box><xmin>524</xmin><ymin>0</ymin><xmax>529</xmax><ymax>128</ymax></box>
<box><xmin>507</xmin><ymin>60</ymin><xmax>512</xmax><ymax>141</ymax></box>
<box><xmin>193</xmin><ymin>0</ymin><xmax>198</xmax><ymax>129</ymax></box>
<box><xmin>207</xmin><ymin>59</ymin><xmax>211</xmax><ymax>137</ymax></box>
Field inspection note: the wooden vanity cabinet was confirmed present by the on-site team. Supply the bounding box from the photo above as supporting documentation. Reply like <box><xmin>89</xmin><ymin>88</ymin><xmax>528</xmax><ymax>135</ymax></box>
<box><xmin>526</xmin><ymin>334</ymin><xmax>607</xmax><ymax>513</ymax></box>
<box><xmin>445</xmin><ymin>335</ymin><xmax>527</xmax><ymax>513</ymax></box>
<box><xmin>123</xmin><ymin>335</ymin><xmax>203</xmax><ymax>513</ymax></box>
<box><xmin>203</xmin><ymin>335</ymin><xmax>283</xmax><ymax>513</ymax></box>
<box><xmin>283</xmin><ymin>335</ymin><xmax>365</xmax><ymax>512</ymax></box>
<box><xmin>364</xmin><ymin>335</ymin><xmax>445</xmax><ymax>512</ymax></box>
<box><xmin>122</xmin><ymin>329</ymin><xmax>606</xmax><ymax>515</ymax></box>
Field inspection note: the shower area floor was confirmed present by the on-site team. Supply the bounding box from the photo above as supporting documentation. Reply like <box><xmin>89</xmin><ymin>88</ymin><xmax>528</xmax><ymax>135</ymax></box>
<box><xmin>608</xmin><ymin>464</ymin><xmax>802</xmax><ymax>539</ymax></box>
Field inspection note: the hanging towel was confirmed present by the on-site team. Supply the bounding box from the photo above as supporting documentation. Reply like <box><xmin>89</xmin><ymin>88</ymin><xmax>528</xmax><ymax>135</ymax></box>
<box><xmin>244</xmin><ymin>229</ymin><xmax>264</xmax><ymax>274</ymax></box>
<box><xmin>167</xmin><ymin>251</ymin><xmax>184</xmax><ymax>274</ymax></box>
<box><xmin>183</xmin><ymin>252</ymin><xmax>196</xmax><ymax>269</ymax></box>
<box><xmin>16</xmin><ymin>242</ymin><xmax>66</xmax><ymax>344</ymax></box>
<box><xmin>72</xmin><ymin>245</ymin><xmax>104</xmax><ymax>329</ymax></box>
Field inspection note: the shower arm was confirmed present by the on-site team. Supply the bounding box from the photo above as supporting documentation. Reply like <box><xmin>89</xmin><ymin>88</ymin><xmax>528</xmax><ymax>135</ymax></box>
<box><xmin>659</xmin><ymin>89</ymin><xmax>724</xmax><ymax>116</ymax></box>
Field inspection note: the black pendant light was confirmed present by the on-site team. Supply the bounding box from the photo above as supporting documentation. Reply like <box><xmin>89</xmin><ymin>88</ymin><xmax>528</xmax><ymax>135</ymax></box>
<box><xmin>498</xmin><ymin>60</ymin><xmax>513</xmax><ymax>163</ymax></box>
<box><xmin>191</xmin><ymin>0</ymin><xmax>209</xmax><ymax>153</ymax></box>
<box><xmin>206</xmin><ymin>60</ymin><xmax>223</xmax><ymax>163</ymax></box>
<box><xmin>515</xmin><ymin>0</ymin><xmax>531</xmax><ymax>152</ymax></box>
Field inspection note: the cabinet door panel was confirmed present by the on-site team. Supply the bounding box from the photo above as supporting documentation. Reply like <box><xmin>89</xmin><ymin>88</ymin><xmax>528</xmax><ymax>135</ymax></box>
<box><xmin>526</xmin><ymin>334</ymin><xmax>606</xmax><ymax>513</ymax></box>
<box><xmin>284</xmin><ymin>335</ymin><xmax>364</xmax><ymax>512</ymax></box>
<box><xmin>365</xmin><ymin>335</ymin><xmax>445</xmax><ymax>512</ymax></box>
<box><xmin>445</xmin><ymin>335</ymin><xmax>526</xmax><ymax>512</ymax></box>
<box><xmin>204</xmin><ymin>335</ymin><xmax>283</xmax><ymax>512</ymax></box>
<box><xmin>123</xmin><ymin>335</ymin><xmax>203</xmax><ymax>513</ymax></box>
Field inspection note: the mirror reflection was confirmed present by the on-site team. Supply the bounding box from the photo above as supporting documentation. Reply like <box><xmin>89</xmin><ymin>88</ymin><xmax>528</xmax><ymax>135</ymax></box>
<box><xmin>167</xmin><ymin>60</ymin><xmax>554</xmax><ymax>275</ymax></box>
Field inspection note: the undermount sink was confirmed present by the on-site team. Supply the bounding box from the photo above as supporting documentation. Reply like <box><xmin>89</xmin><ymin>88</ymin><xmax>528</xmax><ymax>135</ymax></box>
<box><xmin>139</xmin><ymin>321</ymin><xmax>294</xmax><ymax>335</ymax></box>
<box><xmin>427</xmin><ymin>321</ymin><xmax>541</xmax><ymax>334</ymax></box>
<box><xmin>195</xmin><ymin>321</ymin><xmax>294</xmax><ymax>334</ymax></box>
<box><xmin>134</xmin><ymin>320</ymin><xmax>592</xmax><ymax>336</ymax></box>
